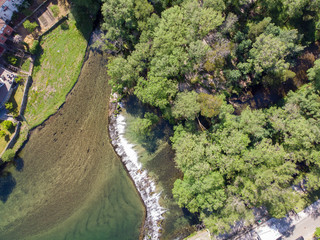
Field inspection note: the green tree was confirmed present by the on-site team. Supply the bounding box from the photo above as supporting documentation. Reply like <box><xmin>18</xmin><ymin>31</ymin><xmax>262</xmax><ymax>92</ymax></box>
<box><xmin>1</xmin><ymin>149</ymin><xmax>15</xmax><ymax>162</ymax></box>
<box><xmin>172</xmin><ymin>91</ymin><xmax>200</xmax><ymax>120</ymax></box>
<box><xmin>197</xmin><ymin>93</ymin><xmax>223</xmax><ymax>118</ymax></box>
<box><xmin>307</xmin><ymin>59</ymin><xmax>320</xmax><ymax>91</ymax></box>
<box><xmin>134</xmin><ymin>0</ymin><xmax>154</xmax><ymax>31</ymax></box>
<box><xmin>30</xmin><ymin>40</ymin><xmax>40</xmax><ymax>55</ymax></box>
<box><xmin>134</xmin><ymin>76</ymin><xmax>177</xmax><ymax>109</ymax></box>
<box><xmin>101</xmin><ymin>0</ymin><xmax>136</xmax><ymax>48</ymax></box>
<box><xmin>173</xmin><ymin>171</ymin><xmax>226</xmax><ymax>213</ymax></box>
<box><xmin>132</xmin><ymin>112</ymin><xmax>159</xmax><ymax>136</ymax></box>
<box><xmin>1</xmin><ymin>120</ymin><xmax>13</xmax><ymax>131</ymax></box>
<box><xmin>0</xmin><ymin>130</ymin><xmax>5</xmax><ymax>138</ymax></box>
<box><xmin>50</xmin><ymin>5</ymin><xmax>60</xmax><ymax>17</ymax></box>
<box><xmin>7</xmin><ymin>55</ymin><xmax>18</xmax><ymax>66</ymax></box>
<box><xmin>314</xmin><ymin>227</ymin><xmax>320</xmax><ymax>239</ymax></box>
<box><xmin>5</xmin><ymin>102</ymin><xmax>13</xmax><ymax>111</ymax></box>
<box><xmin>107</xmin><ymin>56</ymin><xmax>136</xmax><ymax>94</ymax></box>
<box><xmin>23</xmin><ymin>20</ymin><xmax>38</xmax><ymax>33</ymax></box>
<box><xmin>249</xmin><ymin>33</ymin><xmax>289</xmax><ymax>77</ymax></box>
<box><xmin>15</xmin><ymin>76</ymin><xmax>23</xmax><ymax>84</ymax></box>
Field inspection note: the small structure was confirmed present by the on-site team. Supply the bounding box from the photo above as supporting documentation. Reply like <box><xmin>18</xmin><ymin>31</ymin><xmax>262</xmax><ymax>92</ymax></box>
<box><xmin>256</xmin><ymin>225</ymin><xmax>282</xmax><ymax>240</ymax></box>
<box><xmin>0</xmin><ymin>18</ymin><xmax>13</xmax><ymax>44</ymax></box>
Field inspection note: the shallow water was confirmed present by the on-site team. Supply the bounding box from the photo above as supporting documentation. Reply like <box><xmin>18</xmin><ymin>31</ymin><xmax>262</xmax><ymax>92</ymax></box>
<box><xmin>0</xmin><ymin>51</ymin><xmax>144</xmax><ymax>240</ymax></box>
<box><xmin>109</xmin><ymin>114</ymin><xmax>165</xmax><ymax>239</ymax></box>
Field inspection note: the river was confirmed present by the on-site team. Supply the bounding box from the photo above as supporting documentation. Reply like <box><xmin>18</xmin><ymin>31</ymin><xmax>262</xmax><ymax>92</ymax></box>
<box><xmin>0</xmin><ymin>50</ymin><xmax>145</xmax><ymax>240</ymax></box>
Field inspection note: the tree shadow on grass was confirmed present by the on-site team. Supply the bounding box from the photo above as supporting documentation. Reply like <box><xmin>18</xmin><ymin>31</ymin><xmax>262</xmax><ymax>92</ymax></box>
<box><xmin>0</xmin><ymin>171</ymin><xmax>16</xmax><ymax>203</ymax></box>
<box><xmin>69</xmin><ymin>1</ymin><xmax>101</xmax><ymax>40</ymax></box>
<box><xmin>32</xmin><ymin>44</ymin><xmax>44</xmax><ymax>69</ymax></box>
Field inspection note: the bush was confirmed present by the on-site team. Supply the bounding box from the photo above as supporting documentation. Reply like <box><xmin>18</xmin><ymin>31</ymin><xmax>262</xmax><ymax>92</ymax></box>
<box><xmin>1</xmin><ymin>149</ymin><xmax>15</xmax><ymax>162</ymax></box>
<box><xmin>315</xmin><ymin>227</ymin><xmax>320</xmax><ymax>239</ymax></box>
<box><xmin>50</xmin><ymin>5</ymin><xmax>60</xmax><ymax>18</ymax></box>
<box><xmin>5</xmin><ymin>102</ymin><xmax>13</xmax><ymax>111</ymax></box>
<box><xmin>23</xmin><ymin>20</ymin><xmax>38</xmax><ymax>33</ymax></box>
<box><xmin>0</xmin><ymin>130</ymin><xmax>5</xmax><ymax>137</ymax></box>
<box><xmin>60</xmin><ymin>21</ymin><xmax>69</xmax><ymax>30</ymax></box>
<box><xmin>1</xmin><ymin>120</ymin><xmax>13</xmax><ymax>130</ymax></box>
<box><xmin>30</xmin><ymin>40</ymin><xmax>41</xmax><ymax>55</ymax></box>
<box><xmin>15</xmin><ymin>76</ymin><xmax>23</xmax><ymax>84</ymax></box>
<box><xmin>7</xmin><ymin>55</ymin><xmax>18</xmax><ymax>65</ymax></box>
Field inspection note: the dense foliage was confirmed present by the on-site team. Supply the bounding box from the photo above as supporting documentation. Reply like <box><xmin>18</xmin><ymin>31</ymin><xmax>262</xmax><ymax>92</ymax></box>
<box><xmin>1</xmin><ymin>149</ymin><xmax>15</xmax><ymax>162</ymax></box>
<box><xmin>101</xmin><ymin>0</ymin><xmax>320</xmax><ymax>236</ymax></box>
<box><xmin>172</xmin><ymin>85</ymin><xmax>320</xmax><ymax>233</ymax></box>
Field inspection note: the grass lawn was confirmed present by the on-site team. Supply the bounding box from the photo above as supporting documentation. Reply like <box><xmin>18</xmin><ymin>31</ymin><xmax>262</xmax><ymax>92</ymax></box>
<box><xmin>0</xmin><ymin>122</ymin><xmax>16</xmax><ymax>154</ymax></box>
<box><xmin>21</xmin><ymin>58</ymin><xmax>31</xmax><ymax>72</ymax></box>
<box><xmin>6</xmin><ymin>83</ymin><xmax>25</xmax><ymax>117</ymax></box>
<box><xmin>13</xmin><ymin>84</ymin><xmax>25</xmax><ymax>111</ymax></box>
<box><xmin>25</xmin><ymin>14</ymin><xmax>89</xmax><ymax>128</ymax></box>
<box><xmin>0</xmin><ymin>135</ymin><xmax>11</xmax><ymax>154</ymax></box>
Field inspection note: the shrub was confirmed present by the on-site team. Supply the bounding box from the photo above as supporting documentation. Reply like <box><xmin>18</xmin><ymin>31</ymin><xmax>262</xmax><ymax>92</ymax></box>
<box><xmin>7</xmin><ymin>55</ymin><xmax>18</xmax><ymax>65</ymax></box>
<box><xmin>60</xmin><ymin>21</ymin><xmax>69</xmax><ymax>30</ymax></box>
<box><xmin>0</xmin><ymin>130</ymin><xmax>5</xmax><ymax>137</ymax></box>
<box><xmin>1</xmin><ymin>120</ymin><xmax>13</xmax><ymax>130</ymax></box>
<box><xmin>5</xmin><ymin>102</ymin><xmax>13</xmax><ymax>111</ymax></box>
<box><xmin>1</xmin><ymin>149</ymin><xmax>15</xmax><ymax>162</ymax></box>
<box><xmin>315</xmin><ymin>227</ymin><xmax>320</xmax><ymax>239</ymax></box>
<box><xmin>23</xmin><ymin>20</ymin><xmax>38</xmax><ymax>33</ymax></box>
<box><xmin>30</xmin><ymin>40</ymin><xmax>41</xmax><ymax>55</ymax></box>
<box><xmin>50</xmin><ymin>5</ymin><xmax>60</xmax><ymax>18</ymax></box>
<box><xmin>15</xmin><ymin>76</ymin><xmax>23</xmax><ymax>84</ymax></box>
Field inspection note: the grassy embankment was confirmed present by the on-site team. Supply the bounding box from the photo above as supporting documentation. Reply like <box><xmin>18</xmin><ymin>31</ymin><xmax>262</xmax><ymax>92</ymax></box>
<box><xmin>13</xmin><ymin>14</ymin><xmax>91</xmax><ymax>151</ymax></box>
<box><xmin>20</xmin><ymin>58</ymin><xmax>31</xmax><ymax>72</ymax></box>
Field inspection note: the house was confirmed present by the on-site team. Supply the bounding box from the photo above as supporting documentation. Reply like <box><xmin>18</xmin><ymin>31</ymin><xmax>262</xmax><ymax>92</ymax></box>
<box><xmin>0</xmin><ymin>0</ymin><xmax>24</xmax><ymax>22</ymax></box>
<box><xmin>0</xmin><ymin>45</ymin><xmax>4</xmax><ymax>56</ymax></box>
<box><xmin>0</xmin><ymin>18</ymin><xmax>13</xmax><ymax>44</ymax></box>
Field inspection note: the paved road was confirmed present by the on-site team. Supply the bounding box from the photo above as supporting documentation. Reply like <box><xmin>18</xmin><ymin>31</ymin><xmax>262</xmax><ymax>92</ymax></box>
<box><xmin>234</xmin><ymin>200</ymin><xmax>320</xmax><ymax>240</ymax></box>
<box><xmin>186</xmin><ymin>230</ymin><xmax>211</xmax><ymax>240</ymax></box>
<box><xmin>282</xmin><ymin>211</ymin><xmax>320</xmax><ymax>240</ymax></box>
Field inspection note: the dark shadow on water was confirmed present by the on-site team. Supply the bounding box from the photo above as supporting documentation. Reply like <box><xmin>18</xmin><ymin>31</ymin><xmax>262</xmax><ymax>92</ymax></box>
<box><xmin>14</xmin><ymin>157</ymin><xmax>24</xmax><ymax>172</ymax></box>
<box><xmin>139</xmin><ymin>120</ymin><xmax>171</xmax><ymax>153</ymax></box>
<box><xmin>124</xmin><ymin>95</ymin><xmax>172</xmax><ymax>153</ymax></box>
<box><xmin>0</xmin><ymin>171</ymin><xmax>16</xmax><ymax>203</ymax></box>
<box><xmin>125</xmin><ymin>95</ymin><xmax>146</xmax><ymax>118</ymax></box>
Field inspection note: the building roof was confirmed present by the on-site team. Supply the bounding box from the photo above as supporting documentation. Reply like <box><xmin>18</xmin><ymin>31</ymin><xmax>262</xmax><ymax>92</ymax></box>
<box><xmin>0</xmin><ymin>46</ymin><xmax>4</xmax><ymax>55</ymax></box>
<box><xmin>0</xmin><ymin>18</ymin><xmax>5</xmax><ymax>27</ymax></box>
<box><xmin>256</xmin><ymin>226</ymin><xmax>282</xmax><ymax>240</ymax></box>
<box><xmin>0</xmin><ymin>0</ymin><xmax>6</xmax><ymax>7</ymax></box>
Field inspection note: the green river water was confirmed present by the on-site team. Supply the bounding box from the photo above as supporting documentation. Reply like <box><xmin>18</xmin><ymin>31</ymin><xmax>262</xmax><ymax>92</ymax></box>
<box><xmin>0</xmin><ymin>51</ymin><xmax>144</xmax><ymax>240</ymax></box>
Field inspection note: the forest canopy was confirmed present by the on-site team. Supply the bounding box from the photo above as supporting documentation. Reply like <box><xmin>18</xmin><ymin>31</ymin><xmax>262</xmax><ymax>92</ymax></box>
<box><xmin>101</xmin><ymin>0</ymin><xmax>320</xmax><ymax>236</ymax></box>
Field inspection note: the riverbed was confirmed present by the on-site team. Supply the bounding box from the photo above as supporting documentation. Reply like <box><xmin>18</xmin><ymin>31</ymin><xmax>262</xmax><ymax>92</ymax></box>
<box><xmin>0</xmin><ymin>50</ymin><xmax>144</xmax><ymax>240</ymax></box>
